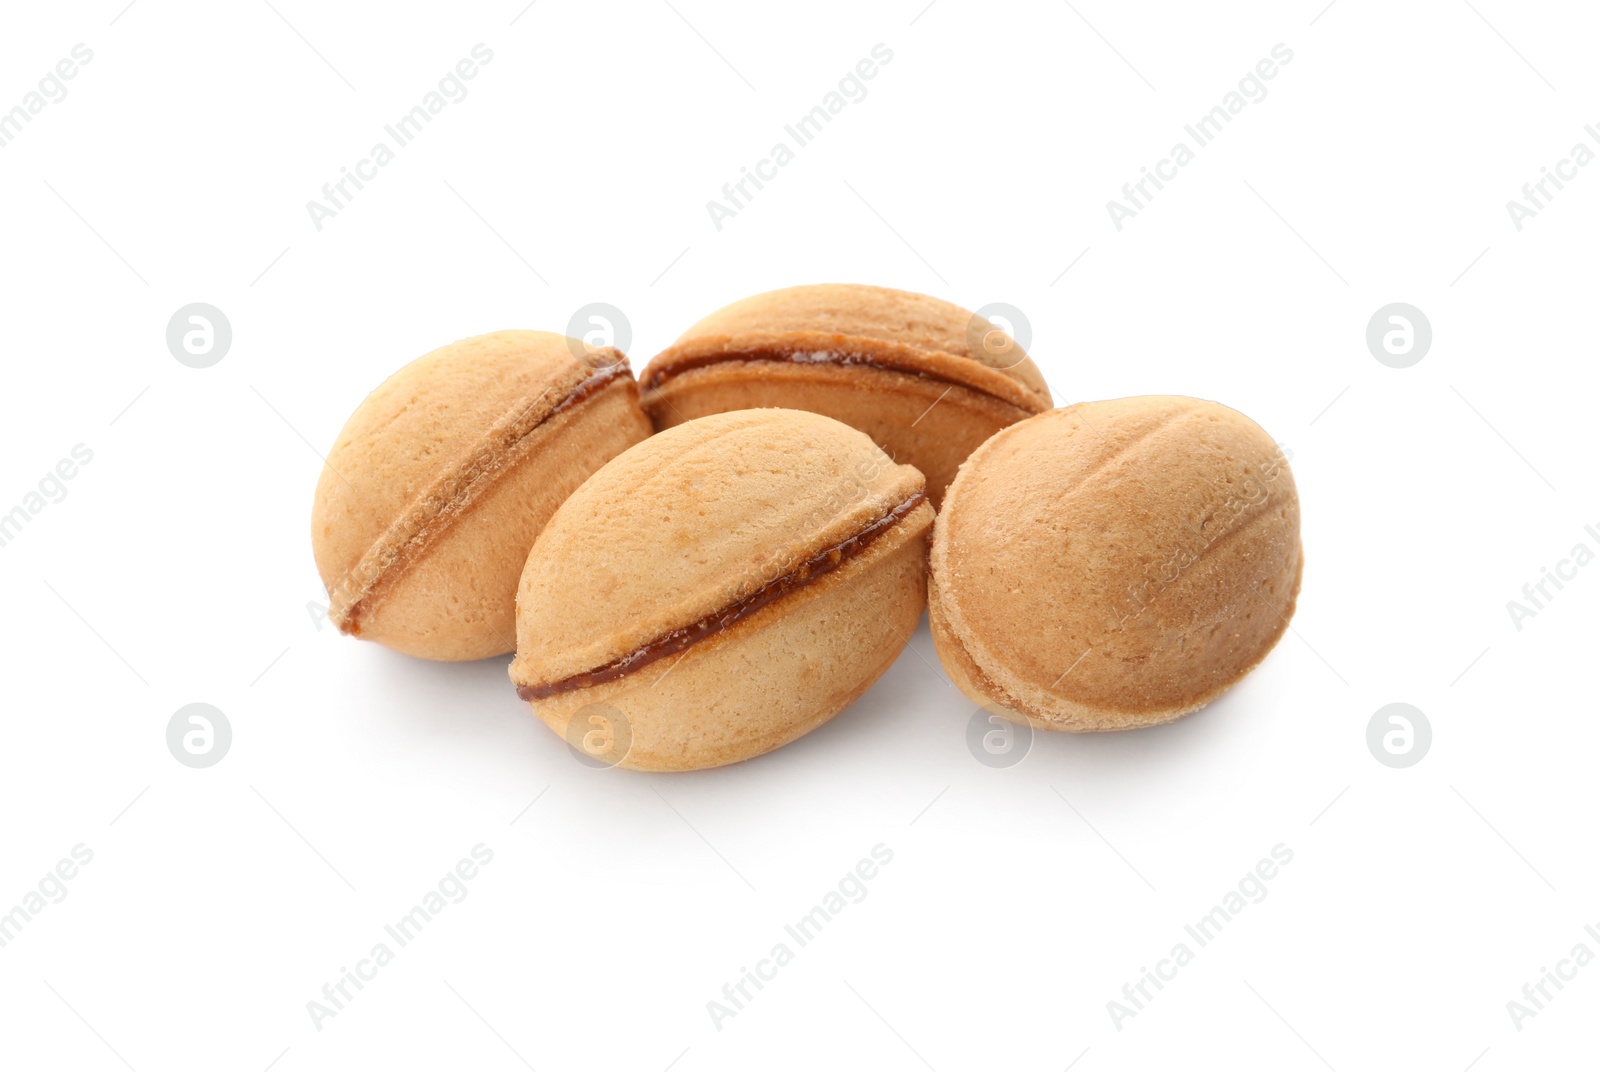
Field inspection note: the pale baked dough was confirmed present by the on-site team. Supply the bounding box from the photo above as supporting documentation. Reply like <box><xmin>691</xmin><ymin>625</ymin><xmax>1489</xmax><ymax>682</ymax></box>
<box><xmin>510</xmin><ymin>408</ymin><xmax>934</xmax><ymax>770</ymax></box>
<box><xmin>929</xmin><ymin>396</ymin><xmax>1302</xmax><ymax>730</ymax></box>
<box><xmin>311</xmin><ymin>331</ymin><xmax>652</xmax><ymax>661</ymax></box>
<box><xmin>640</xmin><ymin>285</ymin><xmax>1053</xmax><ymax>507</ymax></box>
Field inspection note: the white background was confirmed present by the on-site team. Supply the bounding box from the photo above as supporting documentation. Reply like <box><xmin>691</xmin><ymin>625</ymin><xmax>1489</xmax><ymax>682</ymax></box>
<box><xmin>1</xmin><ymin>1</ymin><xmax>1596</xmax><ymax>1069</ymax></box>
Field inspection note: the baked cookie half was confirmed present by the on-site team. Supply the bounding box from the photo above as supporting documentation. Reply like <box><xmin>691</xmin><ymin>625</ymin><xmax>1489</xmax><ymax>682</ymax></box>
<box><xmin>929</xmin><ymin>396</ymin><xmax>1303</xmax><ymax>730</ymax></box>
<box><xmin>639</xmin><ymin>284</ymin><xmax>1053</xmax><ymax>508</ymax></box>
<box><xmin>510</xmin><ymin>408</ymin><xmax>933</xmax><ymax>771</ymax></box>
<box><xmin>312</xmin><ymin>331</ymin><xmax>651</xmax><ymax>661</ymax></box>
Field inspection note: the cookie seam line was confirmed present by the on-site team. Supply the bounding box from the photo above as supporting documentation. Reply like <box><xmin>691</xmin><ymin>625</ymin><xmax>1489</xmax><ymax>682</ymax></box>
<box><xmin>330</xmin><ymin>359</ymin><xmax>631</xmax><ymax>632</ymax></box>
<box><xmin>642</xmin><ymin>339</ymin><xmax>1049</xmax><ymax>412</ymax></box>
<box><xmin>514</xmin><ymin>489</ymin><xmax>930</xmax><ymax>701</ymax></box>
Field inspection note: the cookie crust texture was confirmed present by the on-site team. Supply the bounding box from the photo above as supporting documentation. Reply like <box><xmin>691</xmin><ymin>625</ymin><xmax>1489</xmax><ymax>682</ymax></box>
<box><xmin>510</xmin><ymin>408</ymin><xmax>934</xmax><ymax>771</ymax></box>
<box><xmin>929</xmin><ymin>396</ymin><xmax>1303</xmax><ymax>731</ymax></box>
<box><xmin>639</xmin><ymin>284</ymin><xmax>1053</xmax><ymax>507</ymax></box>
<box><xmin>311</xmin><ymin>330</ymin><xmax>652</xmax><ymax>661</ymax></box>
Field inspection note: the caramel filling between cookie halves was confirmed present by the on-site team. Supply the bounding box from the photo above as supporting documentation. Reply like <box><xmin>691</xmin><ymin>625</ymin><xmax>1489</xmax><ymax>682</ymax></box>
<box><xmin>338</xmin><ymin>359</ymin><xmax>632</xmax><ymax>633</ymax></box>
<box><xmin>642</xmin><ymin>348</ymin><xmax>1037</xmax><ymax>409</ymax></box>
<box><xmin>516</xmin><ymin>490</ymin><xmax>927</xmax><ymax>700</ymax></box>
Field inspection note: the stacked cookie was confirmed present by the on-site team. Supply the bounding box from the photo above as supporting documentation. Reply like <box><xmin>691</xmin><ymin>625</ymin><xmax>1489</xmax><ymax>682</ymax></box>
<box><xmin>313</xmin><ymin>285</ymin><xmax>1302</xmax><ymax>770</ymax></box>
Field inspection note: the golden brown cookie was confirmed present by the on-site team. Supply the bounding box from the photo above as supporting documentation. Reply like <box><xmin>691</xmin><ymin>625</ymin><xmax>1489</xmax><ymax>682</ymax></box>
<box><xmin>311</xmin><ymin>330</ymin><xmax>652</xmax><ymax>661</ymax></box>
<box><xmin>638</xmin><ymin>284</ymin><xmax>1053</xmax><ymax>508</ymax></box>
<box><xmin>509</xmin><ymin>408</ymin><xmax>934</xmax><ymax>771</ymax></box>
<box><xmin>929</xmin><ymin>396</ymin><xmax>1302</xmax><ymax>730</ymax></box>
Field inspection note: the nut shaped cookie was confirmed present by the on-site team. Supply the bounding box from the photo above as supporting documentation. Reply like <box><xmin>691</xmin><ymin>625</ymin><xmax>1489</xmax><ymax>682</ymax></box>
<box><xmin>510</xmin><ymin>408</ymin><xmax>934</xmax><ymax>771</ymax></box>
<box><xmin>929</xmin><ymin>396</ymin><xmax>1302</xmax><ymax>730</ymax></box>
<box><xmin>639</xmin><ymin>284</ymin><xmax>1053</xmax><ymax>508</ymax></box>
<box><xmin>312</xmin><ymin>331</ymin><xmax>652</xmax><ymax>661</ymax></box>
